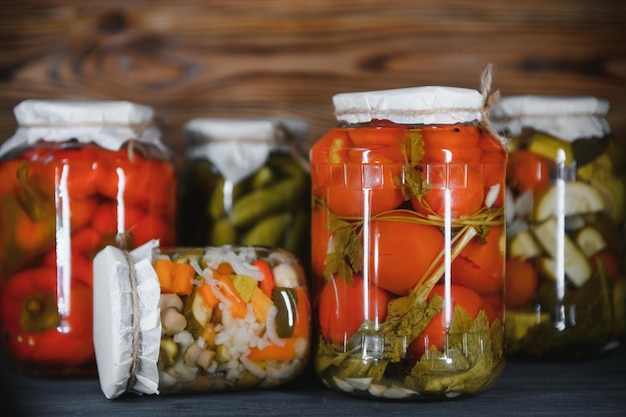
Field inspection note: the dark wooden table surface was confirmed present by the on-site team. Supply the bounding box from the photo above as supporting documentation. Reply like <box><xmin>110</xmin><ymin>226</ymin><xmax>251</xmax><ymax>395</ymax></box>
<box><xmin>3</xmin><ymin>342</ymin><xmax>625</xmax><ymax>417</ymax></box>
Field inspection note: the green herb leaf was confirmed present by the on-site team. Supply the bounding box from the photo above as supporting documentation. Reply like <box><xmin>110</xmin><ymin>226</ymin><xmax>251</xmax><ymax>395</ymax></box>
<box><xmin>324</xmin><ymin>215</ymin><xmax>363</xmax><ymax>282</ymax></box>
<box><xmin>395</xmin><ymin>130</ymin><xmax>430</xmax><ymax>201</ymax></box>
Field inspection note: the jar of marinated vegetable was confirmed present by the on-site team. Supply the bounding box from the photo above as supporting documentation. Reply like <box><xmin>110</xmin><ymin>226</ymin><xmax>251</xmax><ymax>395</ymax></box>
<box><xmin>178</xmin><ymin>117</ymin><xmax>311</xmax><ymax>270</ymax></box>
<box><xmin>310</xmin><ymin>82</ymin><xmax>507</xmax><ymax>400</ymax></box>
<box><xmin>92</xmin><ymin>241</ymin><xmax>311</xmax><ymax>399</ymax></box>
<box><xmin>491</xmin><ymin>95</ymin><xmax>626</xmax><ymax>360</ymax></box>
<box><xmin>0</xmin><ymin>99</ymin><xmax>177</xmax><ymax>377</ymax></box>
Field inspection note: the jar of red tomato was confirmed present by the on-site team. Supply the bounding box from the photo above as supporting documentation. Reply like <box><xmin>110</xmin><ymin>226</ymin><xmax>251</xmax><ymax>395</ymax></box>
<box><xmin>177</xmin><ymin>117</ymin><xmax>311</xmax><ymax>269</ymax></box>
<box><xmin>0</xmin><ymin>99</ymin><xmax>177</xmax><ymax>377</ymax></box>
<box><xmin>310</xmin><ymin>82</ymin><xmax>507</xmax><ymax>400</ymax></box>
<box><xmin>491</xmin><ymin>95</ymin><xmax>626</xmax><ymax>360</ymax></box>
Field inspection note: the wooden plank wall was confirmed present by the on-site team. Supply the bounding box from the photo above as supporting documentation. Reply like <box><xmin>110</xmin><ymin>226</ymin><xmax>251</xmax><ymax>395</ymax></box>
<box><xmin>1</xmin><ymin>0</ymin><xmax>625</xmax><ymax>158</ymax></box>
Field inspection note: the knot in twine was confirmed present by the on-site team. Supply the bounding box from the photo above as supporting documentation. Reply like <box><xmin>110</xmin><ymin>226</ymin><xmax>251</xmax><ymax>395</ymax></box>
<box><xmin>479</xmin><ymin>63</ymin><xmax>507</xmax><ymax>145</ymax></box>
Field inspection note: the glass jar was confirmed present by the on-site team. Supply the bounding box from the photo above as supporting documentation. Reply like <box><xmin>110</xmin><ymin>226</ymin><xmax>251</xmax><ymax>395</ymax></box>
<box><xmin>0</xmin><ymin>99</ymin><xmax>177</xmax><ymax>377</ymax></box>
<box><xmin>92</xmin><ymin>242</ymin><xmax>311</xmax><ymax>399</ymax></box>
<box><xmin>491</xmin><ymin>95</ymin><xmax>626</xmax><ymax>360</ymax></box>
<box><xmin>177</xmin><ymin>117</ymin><xmax>311</xmax><ymax>270</ymax></box>
<box><xmin>310</xmin><ymin>86</ymin><xmax>507</xmax><ymax>400</ymax></box>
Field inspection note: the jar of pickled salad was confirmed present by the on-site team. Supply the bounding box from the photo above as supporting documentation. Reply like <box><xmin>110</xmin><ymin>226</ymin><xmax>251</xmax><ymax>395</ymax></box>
<box><xmin>0</xmin><ymin>99</ymin><xmax>177</xmax><ymax>377</ymax></box>
<box><xmin>177</xmin><ymin>117</ymin><xmax>311</xmax><ymax>269</ymax></box>
<box><xmin>92</xmin><ymin>241</ymin><xmax>311</xmax><ymax>399</ymax></box>
<box><xmin>310</xmin><ymin>83</ymin><xmax>507</xmax><ymax>400</ymax></box>
<box><xmin>491</xmin><ymin>95</ymin><xmax>626</xmax><ymax>360</ymax></box>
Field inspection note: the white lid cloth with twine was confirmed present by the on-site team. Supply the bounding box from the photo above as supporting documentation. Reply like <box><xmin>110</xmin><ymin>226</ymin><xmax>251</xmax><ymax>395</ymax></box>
<box><xmin>0</xmin><ymin>99</ymin><xmax>165</xmax><ymax>159</ymax></box>
<box><xmin>184</xmin><ymin>117</ymin><xmax>304</xmax><ymax>184</ymax></box>
<box><xmin>489</xmin><ymin>95</ymin><xmax>611</xmax><ymax>142</ymax></box>
<box><xmin>332</xmin><ymin>65</ymin><xmax>501</xmax><ymax>135</ymax></box>
<box><xmin>93</xmin><ymin>240</ymin><xmax>162</xmax><ymax>399</ymax></box>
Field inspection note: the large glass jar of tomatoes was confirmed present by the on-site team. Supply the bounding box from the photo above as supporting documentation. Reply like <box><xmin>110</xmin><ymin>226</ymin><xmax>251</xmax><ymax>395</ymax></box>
<box><xmin>491</xmin><ymin>95</ymin><xmax>626</xmax><ymax>360</ymax></box>
<box><xmin>177</xmin><ymin>117</ymin><xmax>311</xmax><ymax>269</ymax></box>
<box><xmin>0</xmin><ymin>99</ymin><xmax>177</xmax><ymax>377</ymax></box>
<box><xmin>310</xmin><ymin>86</ymin><xmax>507</xmax><ymax>400</ymax></box>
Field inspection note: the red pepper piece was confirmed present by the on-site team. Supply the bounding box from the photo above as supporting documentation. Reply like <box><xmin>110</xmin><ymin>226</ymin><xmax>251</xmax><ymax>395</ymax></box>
<box><xmin>0</xmin><ymin>266</ymin><xmax>94</xmax><ymax>367</ymax></box>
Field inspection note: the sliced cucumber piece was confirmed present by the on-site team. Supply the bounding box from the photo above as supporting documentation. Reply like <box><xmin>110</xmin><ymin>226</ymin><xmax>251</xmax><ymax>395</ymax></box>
<box><xmin>508</xmin><ymin>229</ymin><xmax>543</xmax><ymax>260</ymax></box>
<box><xmin>533</xmin><ymin>182</ymin><xmax>605</xmax><ymax>223</ymax></box>
<box><xmin>532</xmin><ymin>218</ymin><xmax>592</xmax><ymax>287</ymax></box>
<box><xmin>575</xmin><ymin>226</ymin><xmax>607</xmax><ymax>258</ymax></box>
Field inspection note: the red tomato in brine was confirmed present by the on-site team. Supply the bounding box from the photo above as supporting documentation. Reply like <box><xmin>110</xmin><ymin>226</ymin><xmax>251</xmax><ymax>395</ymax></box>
<box><xmin>326</xmin><ymin>162</ymin><xmax>404</xmax><ymax>218</ymax></box>
<box><xmin>367</xmin><ymin>213</ymin><xmax>444</xmax><ymax>296</ymax></box>
<box><xmin>451</xmin><ymin>225</ymin><xmax>505</xmax><ymax>295</ymax></box>
<box><xmin>407</xmin><ymin>284</ymin><xmax>485</xmax><ymax>358</ymax></box>
<box><xmin>318</xmin><ymin>275</ymin><xmax>391</xmax><ymax>345</ymax></box>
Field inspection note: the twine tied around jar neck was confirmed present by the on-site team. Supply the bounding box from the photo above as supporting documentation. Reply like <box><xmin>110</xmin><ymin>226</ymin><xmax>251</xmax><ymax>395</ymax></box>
<box><xmin>122</xmin><ymin>250</ymin><xmax>142</xmax><ymax>393</ymax></box>
<box><xmin>479</xmin><ymin>63</ymin><xmax>507</xmax><ymax>145</ymax></box>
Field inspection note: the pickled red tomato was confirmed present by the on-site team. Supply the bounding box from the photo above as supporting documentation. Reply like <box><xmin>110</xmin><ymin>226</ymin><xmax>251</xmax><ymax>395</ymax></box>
<box><xmin>421</xmin><ymin>125</ymin><xmax>482</xmax><ymax>162</ymax></box>
<box><xmin>311</xmin><ymin>128</ymin><xmax>404</xmax><ymax>218</ymax></box>
<box><xmin>311</xmin><ymin>208</ymin><xmax>330</xmax><ymax>295</ymax></box>
<box><xmin>347</xmin><ymin>125</ymin><xmax>406</xmax><ymax>162</ymax></box>
<box><xmin>504</xmin><ymin>258</ymin><xmax>538</xmax><ymax>310</ymax></box>
<box><xmin>318</xmin><ymin>275</ymin><xmax>391</xmax><ymax>344</ymax></box>
<box><xmin>407</xmin><ymin>284</ymin><xmax>485</xmax><ymax>358</ymax></box>
<box><xmin>411</xmin><ymin>126</ymin><xmax>486</xmax><ymax>218</ymax></box>
<box><xmin>327</xmin><ymin>162</ymin><xmax>404</xmax><ymax>218</ymax></box>
<box><xmin>411</xmin><ymin>163</ymin><xmax>485</xmax><ymax>218</ymax></box>
<box><xmin>506</xmin><ymin>150</ymin><xmax>551</xmax><ymax>195</ymax></box>
<box><xmin>451</xmin><ymin>225</ymin><xmax>505</xmax><ymax>295</ymax></box>
<box><xmin>366</xmin><ymin>212</ymin><xmax>444</xmax><ymax>296</ymax></box>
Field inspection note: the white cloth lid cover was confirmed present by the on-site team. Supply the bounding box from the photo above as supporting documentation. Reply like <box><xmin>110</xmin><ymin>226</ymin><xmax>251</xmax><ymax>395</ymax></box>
<box><xmin>0</xmin><ymin>99</ymin><xmax>165</xmax><ymax>158</ymax></box>
<box><xmin>490</xmin><ymin>95</ymin><xmax>611</xmax><ymax>142</ymax></box>
<box><xmin>332</xmin><ymin>86</ymin><xmax>484</xmax><ymax>125</ymax></box>
<box><xmin>93</xmin><ymin>240</ymin><xmax>162</xmax><ymax>399</ymax></box>
<box><xmin>184</xmin><ymin>118</ymin><xmax>281</xmax><ymax>184</ymax></box>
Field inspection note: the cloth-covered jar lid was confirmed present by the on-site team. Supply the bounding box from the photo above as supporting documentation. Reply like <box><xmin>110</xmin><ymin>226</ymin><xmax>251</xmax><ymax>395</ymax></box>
<box><xmin>184</xmin><ymin>117</ymin><xmax>309</xmax><ymax>183</ymax></box>
<box><xmin>93</xmin><ymin>240</ymin><xmax>162</xmax><ymax>400</ymax></box>
<box><xmin>0</xmin><ymin>99</ymin><xmax>165</xmax><ymax>158</ymax></box>
<box><xmin>333</xmin><ymin>86</ymin><xmax>485</xmax><ymax>125</ymax></box>
<box><xmin>489</xmin><ymin>95</ymin><xmax>611</xmax><ymax>142</ymax></box>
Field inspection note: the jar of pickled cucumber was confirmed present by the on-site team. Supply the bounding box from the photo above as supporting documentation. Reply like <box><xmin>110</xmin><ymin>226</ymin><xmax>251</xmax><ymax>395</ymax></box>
<box><xmin>310</xmin><ymin>84</ymin><xmax>507</xmax><ymax>400</ymax></box>
<box><xmin>92</xmin><ymin>241</ymin><xmax>311</xmax><ymax>399</ymax></box>
<box><xmin>0</xmin><ymin>99</ymin><xmax>177</xmax><ymax>377</ymax></box>
<box><xmin>178</xmin><ymin>117</ymin><xmax>311</xmax><ymax>269</ymax></box>
<box><xmin>491</xmin><ymin>95</ymin><xmax>626</xmax><ymax>360</ymax></box>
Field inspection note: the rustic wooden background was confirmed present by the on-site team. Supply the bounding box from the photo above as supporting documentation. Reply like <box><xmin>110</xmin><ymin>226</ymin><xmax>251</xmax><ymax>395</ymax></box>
<box><xmin>1</xmin><ymin>0</ymin><xmax>625</xmax><ymax>158</ymax></box>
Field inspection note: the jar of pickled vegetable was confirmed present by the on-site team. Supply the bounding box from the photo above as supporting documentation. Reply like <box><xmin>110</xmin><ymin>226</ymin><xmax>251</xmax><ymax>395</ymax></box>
<box><xmin>178</xmin><ymin>117</ymin><xmax>311</xmax><ymax>270</ymax></box>
<box><xmin>491</xmin><ymin>95</ymin><xmax>626</xmax><ymax>360</ymax></box>
<box><xmin>310</xmin><ymin>84</ymin><xmax>507</xmax><ymax>400</ymax></box>
<box><xmin>0</xmin><ymin>99</ymin><xmax>177</xmax><ymax>377</ymax></box>
<box><xmin>92</xmin><ymin>241</ymin><xmax>311</xmax><ymax>399</ymax></box>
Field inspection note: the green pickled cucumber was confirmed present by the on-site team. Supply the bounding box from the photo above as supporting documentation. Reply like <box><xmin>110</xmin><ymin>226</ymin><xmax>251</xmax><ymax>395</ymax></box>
<box><xmin>272</xmin><ymin>287</ymin><xmax>298</xmax><ymax>338</ymax></box>
<box><xmin>252</xmin><ymin>165</ymin><xmax>276</xmax><ymax>189</ymax></box>
<box><xmin>208</xmin><ymin>176</ymin><xmax>255</xmax><ymax>219</ymax></box>
<box><xmin>230</xmin><ymin>179</ymin><xmax>304</xmax><ymax>228</ymax></box>
<box><xmin>182</xmin><ymin>287</ymin><xmax>205</xmax><ymax>338</ymax></box>
<box><xmin>267</xmin><ymin>153</ymin><xmax>308</xmax><ymax>180</ymax></box>
<box><xmin>283</xmin><ymin>210</ymin><xmax>310</xmax><ymax>256</ymax></box>
<box><xmin>210</xmin><ymin>217</ymin><xmax>238</xmax><ymax>246</ymax></box>
<box><xmin>208</xmin><ymin>178</ymin><xmax>226</xmax><ymax>220</ymax></box>
<box><xmin>240</xmin><ymin>213</ymin><xmax>290</xmax><ymax>247</ymax></box>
